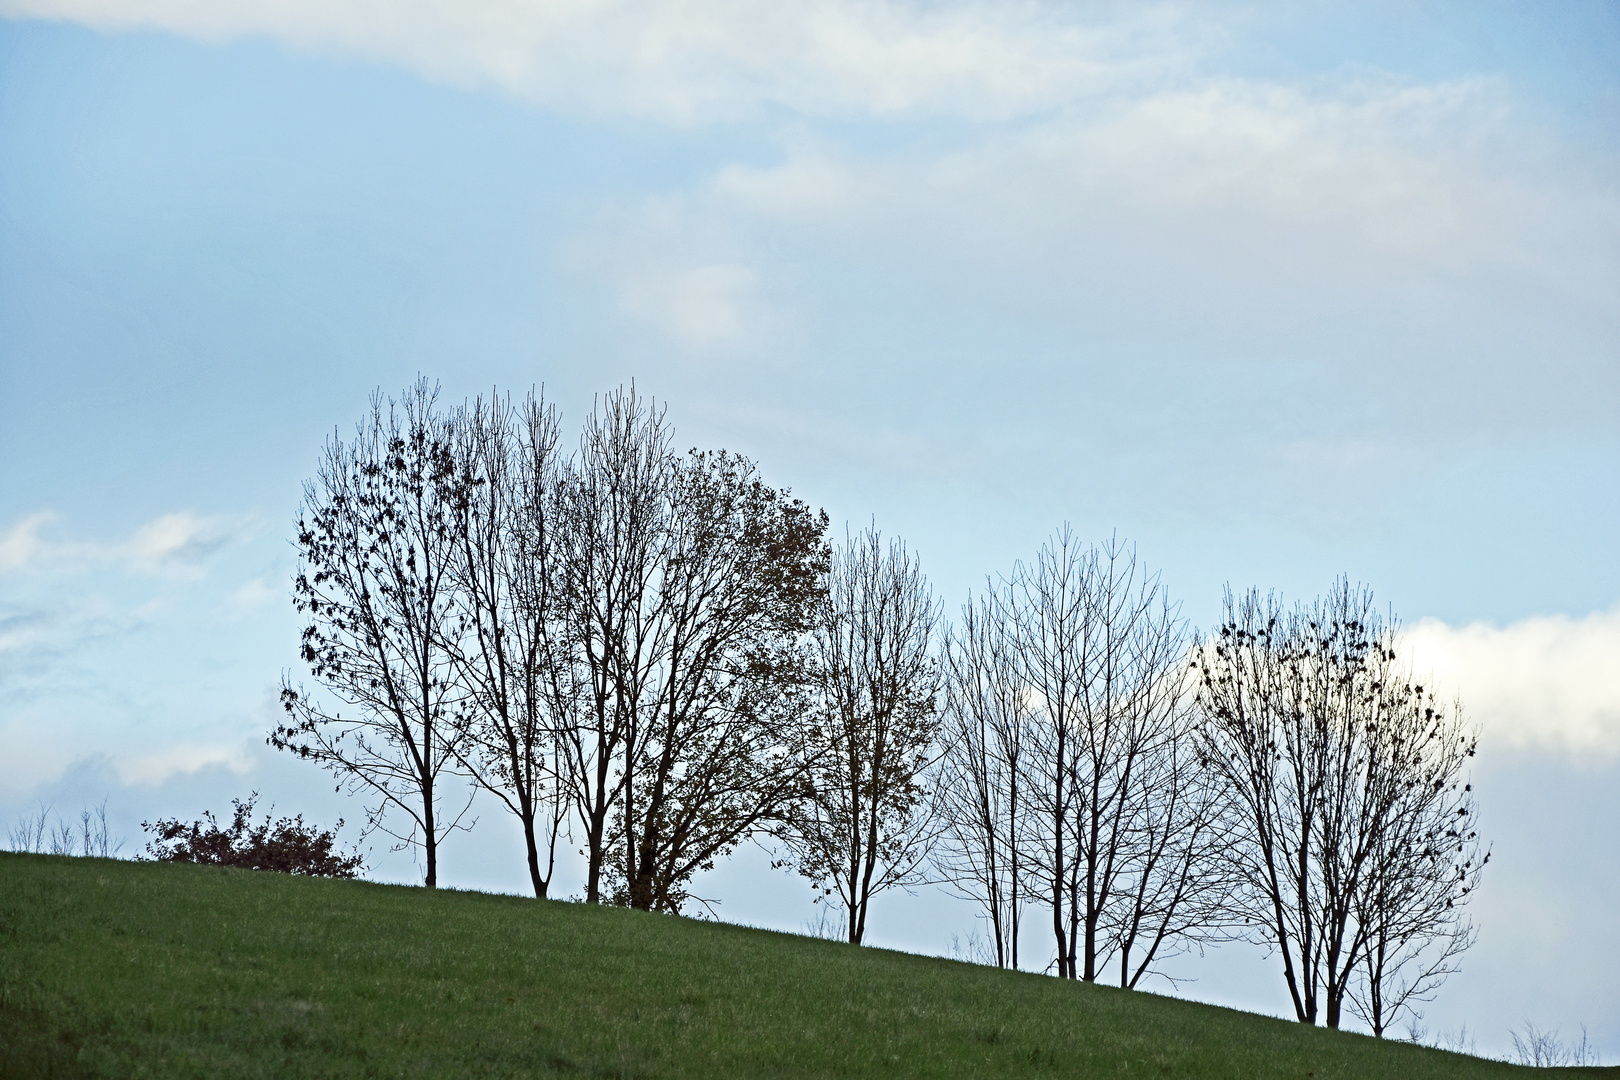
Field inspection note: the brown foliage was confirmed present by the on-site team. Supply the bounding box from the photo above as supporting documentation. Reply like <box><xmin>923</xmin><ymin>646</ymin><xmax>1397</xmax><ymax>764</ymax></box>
<box><xmin>142</xmin><ymin>793</ymin><xmax>365</xmax><ymax>878</ymax></box>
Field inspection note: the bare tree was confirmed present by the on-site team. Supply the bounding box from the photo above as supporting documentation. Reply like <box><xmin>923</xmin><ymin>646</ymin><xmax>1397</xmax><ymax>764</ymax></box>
<box><xmin>1010</xmin><ymin>529</ymin><xmax>1227</xmax><ymax>984</ymax></box>
<box><xmin>552</xmin><ymin>387</ymin><xmax>830</xmax><ymax>912</ymax></box>
<box><xmin>1104</xmin><ymin>585</ymin><xmax>1232</xmax><ymax>990</ymax></box>
<box><xmin>1007</xmin><ymin>527</ymin><xmax>1090</xmax><ymax>977</ymax></box>
<box><xmin>781</xmin><ymin>525</ymin><xmax>941</xmax><ymax>945</ymax></box>
<box><xmin>75</xmin><ymin>801</ymin><xmax>123</xmax><ymax>859</ymax></box>
<box><xmin>7</xmin><ymin>803</ymin><xmax>53</xmax><ymax>854</ymax></box>
<box><xmin>273</xmin><ymin>380</ymin><xmax>472</xmax><ymax>887</ymax></box>
<box><xmin>445</xmin><ymin>391</ymin><xmax>572</xmax><ymax>898</ymax></box>
<box><xmin>1194</xmin><ymin>583</ymin><xmax>1341</xmax><ymax>1025</ymax></box>
<box><xmin>935</xmin><ymin>584</ymin><xmax>1030</xmax><ymax>968</ymax></box>
<box><xmin>1193</xmin><ymin>579</ymin><xmax>1483</xmax><ymax>1029</ymax></box>
<box><xmin>1345</xmin><ymin>683</ymin><xmax>1484</xmax><ymax>1036</ymax></box>
<box><xmin>549</xmin><ymin>387</ymin><xmax>671</xmax><ymax>904</ymax></box>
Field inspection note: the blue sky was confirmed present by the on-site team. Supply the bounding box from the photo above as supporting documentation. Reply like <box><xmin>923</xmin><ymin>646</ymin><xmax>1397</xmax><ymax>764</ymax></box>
<box><xmin>2</xmin><ymin>0</ymin><xmax>1616</xmax><ymax>1059</ymax></box>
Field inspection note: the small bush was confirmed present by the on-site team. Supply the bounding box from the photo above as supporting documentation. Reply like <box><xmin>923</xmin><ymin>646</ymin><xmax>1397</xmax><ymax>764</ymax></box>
<box><xmin>6</xmin><ymin>799</ymin><xmax>123</xmax><ymax>857</ymax></box>
<box><xmin>141</xmin><ymin>793</ymin><xmax>365</xmax><ymax>878</ymax></box>
<box><xmin>1509</xmin><ymin>1022</ymin><xmax>1602</xmax><ymax>1067</ymax></box>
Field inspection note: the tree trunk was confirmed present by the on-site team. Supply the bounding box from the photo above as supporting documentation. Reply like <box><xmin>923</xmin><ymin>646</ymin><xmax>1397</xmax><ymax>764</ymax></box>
<box><xmin>584</xmin><ymin>803</ymin><xmax>606</xmax><ymax>903</ymax></box>
<box><xmin>423</xmin><ymin>773</ymin><xmax>437</xmax><ymax>888</ymax></box>
<box><xmin>523</xmin><ymin>813</ymin><xmax>546</xmax><ymax>898</ymax></box>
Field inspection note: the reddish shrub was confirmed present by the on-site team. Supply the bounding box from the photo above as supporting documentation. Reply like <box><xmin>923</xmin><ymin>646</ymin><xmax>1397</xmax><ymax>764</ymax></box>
<box><xmin>141</xmin><ymin>793</ymin><xmax>365</xmax><ymax>878</ymax></box>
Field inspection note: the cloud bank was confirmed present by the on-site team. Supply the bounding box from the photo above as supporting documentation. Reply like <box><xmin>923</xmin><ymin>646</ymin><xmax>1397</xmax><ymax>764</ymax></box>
<box><xmin>11</xmin><ymin>0</ymin><xmax>1614</xmax><ymax>417</ymax></box>
<box><xmin>1407</xmin><ymin>608</ymin><xmax>1620</xmax><ymax>761</ymax></box>
<box><xmin>0</xmin><ymin>0</ymin><xmax>1190</xmax><ymax>122</ymax></box>
<box><xmin>713</xmin><ymin>79</ymin><xmax>1599</xmax><ymax>280</ymax></box>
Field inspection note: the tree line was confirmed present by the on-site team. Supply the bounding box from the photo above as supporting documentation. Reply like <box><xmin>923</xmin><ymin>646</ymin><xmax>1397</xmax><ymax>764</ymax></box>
<box><xmin>274</xmin><ymin>380</ymin><xmax>1485</xmax><ymax>1038</ymax></box>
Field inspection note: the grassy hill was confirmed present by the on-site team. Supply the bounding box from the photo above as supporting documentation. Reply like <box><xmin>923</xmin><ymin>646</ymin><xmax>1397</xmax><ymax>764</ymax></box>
<box><xmin>0</xmin><ymin>853</ymin><xmax>1606</xmax><ymax>1078</ymax></box>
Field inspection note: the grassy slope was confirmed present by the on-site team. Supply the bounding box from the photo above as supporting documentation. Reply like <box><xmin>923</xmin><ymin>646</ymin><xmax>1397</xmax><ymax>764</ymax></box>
<box><xmin>0</xmin><ymin>854</ymin><xmax>1609</xmax><ymax>1079</ymax></box>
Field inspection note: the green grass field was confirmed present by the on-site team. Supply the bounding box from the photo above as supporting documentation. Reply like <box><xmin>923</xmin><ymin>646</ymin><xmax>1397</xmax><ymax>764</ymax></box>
<box><xmin>0</xmin><ymin>852</ymin><xmax>1608</xmax><ymax>1078</ymax></box>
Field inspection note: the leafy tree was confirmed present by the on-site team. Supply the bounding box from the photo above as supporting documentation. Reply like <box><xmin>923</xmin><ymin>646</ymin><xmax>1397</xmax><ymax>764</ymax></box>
<box><xmin>608</xmin><ymin>448</ymin><xmax>828</xmax><ymax>913</ymax></box>
<box><xmin>551</xmin><ymin>387</ymin><xmax>830</xmax><ymax>911</ymax></box>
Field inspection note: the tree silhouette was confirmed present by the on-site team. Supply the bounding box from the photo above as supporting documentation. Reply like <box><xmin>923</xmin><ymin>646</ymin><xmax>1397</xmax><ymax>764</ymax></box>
<box><xmin>781</xmin><ymin>525</ymin><xmax>940</xmax><ymax>945</ymax></box>
<box><xmin>273</xmin><ymin>379</ymin><xmax>472</xmax><ymax>888</ymax></box>
<box><xmin>550</xmin><ymin>387</ymin><xmax>830</xmax><ymax>911</ymax></box>
<box><xmin>444</xmin><ymin>390</ymin><xmax>572</xmax><ymax>899</ymax></box>
<box><xmin>1193</xmin><ymin>580</ymin><xmax>1484</xmax><ymax>1029</ymax></box>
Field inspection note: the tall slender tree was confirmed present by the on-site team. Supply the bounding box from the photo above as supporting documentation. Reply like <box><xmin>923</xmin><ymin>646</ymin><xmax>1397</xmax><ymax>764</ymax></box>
<box><xmin>935</xmin><ymin>584</ymin><xmax>1030</xmax><ymax>968</ymax></box>
<box><xmin>1010</xmin><ymin>526</ymin><xmax>1091</xmax><ymax>977</ymax></box>
<box><xmin>273</xmin><ymin>380</ymin><xmax>471</xmax><ymax>887</ymax></box>
<box><xmin>782</xmin><ymin>525</ymin><xmax>941</xmax><ymax>945</ymax></box>
<box><xmin>551</xmin><ymin>387</ymin><xmax>674</xmax><ymax>904</ymax></box>
<box><xmin>1008</xmin><ymin>529</ymin><xmax>1228</xmax><ymax>984</ymax></box>
<box><xmin>445</xmin><ymin>390</ymin><xmax>572</xmax><ymax>898</ymax></box>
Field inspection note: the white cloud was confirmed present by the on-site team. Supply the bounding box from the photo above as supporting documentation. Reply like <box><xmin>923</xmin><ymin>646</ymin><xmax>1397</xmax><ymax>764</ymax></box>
<box><xmin>0</xmin><ymin>732</ymin><xmax>257</xmax><ymax>801</ymax></box>
<box><xmin>713</xmin><ymin>79</ymin><xmax>1616</xmax><ymax>296</ymax></box>
<box><xmin>126</xmin><ymin>512</ymin><xmax>239</xmax><ymax>578</ymax></box>
<box><xmin>0</xmin><ymin>602</ymin><xmax>133</xmax><ymax>689</ymax></box>
<box><xmin>1406</xmin><ymin>608</ymin><xmax>1620</xmax><ymax>761</ymax></box>
<box><xmin>0</xmin><ymin>0</ymin><xmax>1191</xmax><ymax>123</ymax></box>
<box><xmin>693</xmin><ymin>76</ymin><xmax>1618</xmax><ymax>435</ymax></box>
<box><xmin>688</xmin><ymin>395</ymin><xmax>951</xmax><ymax>479</ymax></box>
<box><xmin>573</xmin><ymin>71</ymin><xmax>1609</xmax><ymax>373</ymax></box>
<box><xmin>0</xmin><ymin>727</ymin><xmax>79</xmax><ymax>802</ymax></box>
<box><xmin>0</xmin><ymin>512</ymin><xmax>57</xmax><ymax>572</ymax></box>
<box><xmin>0</xmin><ymin>510</ymin><xmax>249</xmax><ymax>579</ymax></box>
<box><xmin>574</xmin><ymin>198</ymin><xmax>782</xmax><ymax>354</ymax></box>
<box><xmin>617</xmin><ymin>262</ymin><xmax>759</xmax><ymax>351</ymax></box>
<box><xmin>0</xmin><ymin>611</ymin><xmax>42</xmax><ymax>659</ymax></box>
<box><xmin>12</xmin><ymin>0</ymin><xmax>1614</xmax><ymax>424</ymax></box>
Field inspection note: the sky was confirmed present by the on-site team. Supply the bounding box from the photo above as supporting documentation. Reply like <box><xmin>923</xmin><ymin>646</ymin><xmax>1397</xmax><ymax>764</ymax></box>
<box><xmin>1</xmin><ymin>0</ymin><xmax>1616</xmax><ymax>1060</ymax></box>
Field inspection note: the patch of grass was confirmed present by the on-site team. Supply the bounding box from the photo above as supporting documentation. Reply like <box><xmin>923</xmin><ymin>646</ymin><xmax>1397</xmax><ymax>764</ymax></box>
<box><xmin>0</xmin><ymin>853</ymin><xmax>1606</xmax><ymax>1078</ymax></box>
